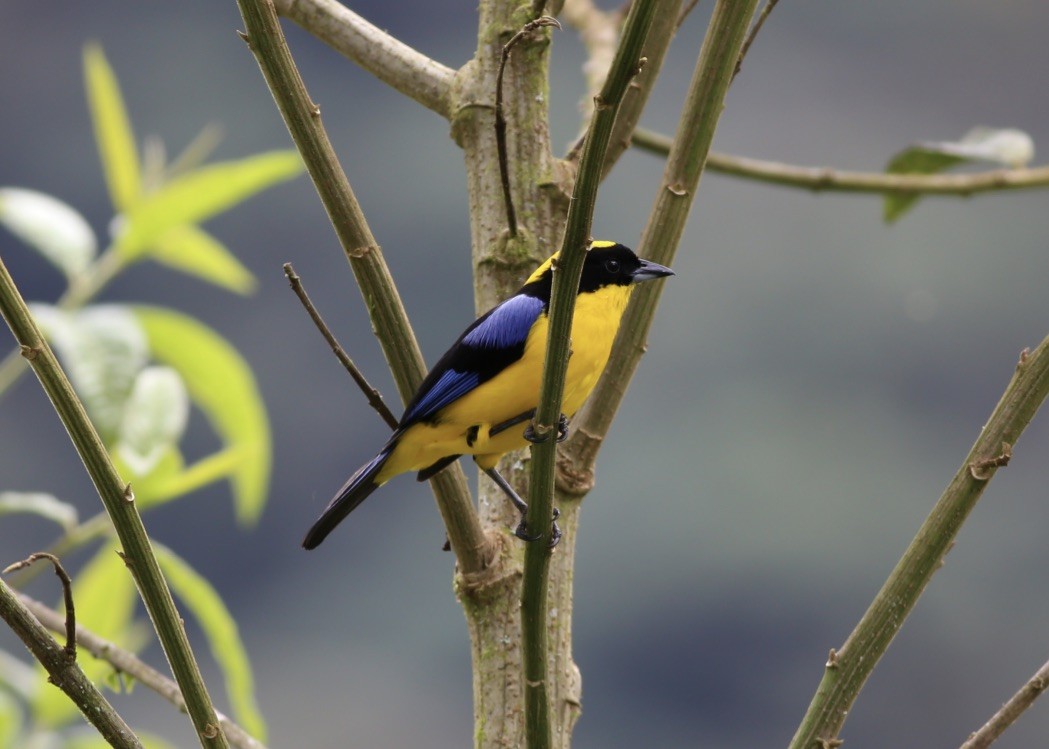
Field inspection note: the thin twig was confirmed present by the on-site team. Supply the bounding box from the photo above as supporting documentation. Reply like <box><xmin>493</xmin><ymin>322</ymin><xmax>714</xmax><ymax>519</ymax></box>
<box><xmin>271</xmin><ymin>0</ymin><xmax>455</xmax><ymax>118</ymax></box>
<box><xmin>734</xmin><ymin>0</ymin><xmax>780</xmax><ymax>79</ymax></box>
<box><xmin>4</xmin><ymin>552</ymin><xmax>76</xmax><ymax>658</ymax></box>
<box><xmin>960</xmin><ymin>658</ymin><xmax>1049</xmax><ymax>749</ymax></box>
<box><xmin>632</xmin><ymin>128</ymin><xmax>1049</xmax><ymax>197</ymax></box>
<box><xmin>789</xmin><ymin>338</ymin><xmax>1049</xmax><ymax>748</ymax></box>
<box><xmin>18</xmin><ymin>592</ymin><xmax>267</xmax><ymax>749</ymax></box>
<box><xmin>283</xmin><ymin>263</ymin><xmax>398</xmax><ymax>429</ymax></box>
<box><xmin>0</xmin><ymin>578</ymin><xmax>143</xmax><ymax>749</ymax></box>
<box><xmin>0</xmin><ymin>256</ymin><xmax>229</xmax><ymax>747</ymax></box>
<box><xmin>496</xmin><ymin>16</ymin><xmax>561</xmax><ymax>238</ymax></box>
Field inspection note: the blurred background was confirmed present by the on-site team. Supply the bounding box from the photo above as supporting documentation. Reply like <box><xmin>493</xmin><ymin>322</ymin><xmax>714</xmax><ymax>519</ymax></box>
<box><xmin>3</xmin><ymin>1</ymin><xmax>1049</xmax><ymax>747</ymax></box>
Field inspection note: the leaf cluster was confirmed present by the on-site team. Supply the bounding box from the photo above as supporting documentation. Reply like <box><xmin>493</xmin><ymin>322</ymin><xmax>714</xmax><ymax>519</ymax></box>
<box><xmin>0</xmin><ymin>45</ymin><xmax>297</xmax><ymax>749</ymax></box>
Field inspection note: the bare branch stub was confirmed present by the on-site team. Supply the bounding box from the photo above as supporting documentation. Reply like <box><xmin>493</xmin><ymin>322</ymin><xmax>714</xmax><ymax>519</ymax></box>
<box><xmin>4</xmin><ymin>552</ymin><xmax>76</xmax><ymax>658</ymax></box>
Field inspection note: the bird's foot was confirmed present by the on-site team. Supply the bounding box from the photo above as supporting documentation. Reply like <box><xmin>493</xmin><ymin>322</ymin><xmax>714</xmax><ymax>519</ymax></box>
<box><xmin>524</xmin><ymin>413</ymin><xmax>570</xmax><ymax>444</ymax></box>
<box><xmin>514</xmin><ymin>506</ymin><xmax>562</xmax><ymax>548</ymax></box>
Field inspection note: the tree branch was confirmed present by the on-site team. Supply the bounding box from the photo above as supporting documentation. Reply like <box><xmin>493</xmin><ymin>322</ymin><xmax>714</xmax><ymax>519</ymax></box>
<box><xmin>959</xmin><ymin>657</ymin><xmax>1049</xmax><ymax>749</ymax></box>
<box><xmin>235</xmin><ymin>0</ymin><xmax>490</xmax><ymax>574</ymax></box>
<box><xmin>272</xmin><ymin>0</ymin><xmax>455</xmax><ymax>118</ymax></box>
<box><xmin>282</xmin><ymin>262</ymin><xmax>398</xmax><ymax>430</ymax></box>
<box><xmin>789</xmin><ymin>338</ymin><xmax>1049</xmax><ymax>749</ymax></box>
<box><xmin>0</xmin><ymin>255</ymin><xmax>229</xmax><ymax>748</ymax></box>
<box><xmin>522</xmin><ymin>2</ymin><xmax>661</xmax><ymax>747</ymax></box>
<box><xmin>0</xmin><ymin>577</ymin><xmax>143</xmax><ymax>749</ymax></box>
<box><xmin>18</xmin><ymin>592</ymin><xmax>267</xmax><ymax>749</ymax></box>
<box><xmin>567</xmin><ymin>0</ymin><xmax>759</xmax><ymax>477</ymax></box>
<box><xmin>633</xmin><ymin>128</ymin><xmax>1049</xmax><ymax>196</ymax></box>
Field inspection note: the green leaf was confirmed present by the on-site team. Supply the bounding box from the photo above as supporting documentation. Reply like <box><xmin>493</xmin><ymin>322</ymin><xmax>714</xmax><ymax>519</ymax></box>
<box><xmin>31</xmin><ymin>305</ymin><xmax>149</xmax><ymax>443</ymax></box>
<box><xmin>83</xmin><ymin>44</ymin><xmax>141</xmax><ymax>212</ymax></box>
<box><xmin>133</xmin><ymin>307</ymin><xmax>270</xmax><ymax>523</ymax></box>
<box><xmin>128</xmin><ymin>448</ymin><xmax>244</xmax><ymax>511</ymax></box>
<box><xmin>0</xmin><ymin>690</ymin><xmax>22</xmax><ymax>749</ymax></box>
<box><xmin>114</xmin><ymin>366</ymin><xmax>189</xmax><ymax>476</ymax></box>
<box><xmin>0</xmin><ymin>649</ymin><xmax>42</xmax><ymax>702</ymax></box>
<box><xmin>114</xmin><ymin>151</ymin><xmax>303</xmax><ymax>260</ymax></box>
<box><xmin>0</xmin><ymin>492</ymin><xmax>78</xmax><ymax>530</ymax></box>
<box><xmin>884</xmin><ymin>126</ymin><xmax>1036</xmax><ymax>223</ymax></box>
<box><xmin>0</xmin><ymin>188</ymin><xmax>97</xmax><ymax>279</ymax></box>
<box><xmin>151</xmin><ymin>224</ymin><xmax>257</xmax><ymax>294</ymax></box>
<box><xmin>153</xmin><ymin>544</ymin><xmax>267</xmax><ymax>741</ymax></box>
<box><xmin>32</xmin><ymin>546</ymin><xmax>139</xmax><ymax>727</ymax></box>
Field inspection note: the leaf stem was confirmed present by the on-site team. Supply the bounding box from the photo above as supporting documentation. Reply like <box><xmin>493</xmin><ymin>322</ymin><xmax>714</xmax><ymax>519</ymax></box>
<box><xmin>789</xmin><ymin>338</ymin><xmax>1049</xmax><ymax>749</ymax></box>
<box><xmin>521</xmin><ymin>2</ymin><xmax>660</xmax><ymax>747</ymax></box>
<box><xmin>0</xmin><ymin>255</ymin><xmax>229</xmax><ymax>747</ymax></box>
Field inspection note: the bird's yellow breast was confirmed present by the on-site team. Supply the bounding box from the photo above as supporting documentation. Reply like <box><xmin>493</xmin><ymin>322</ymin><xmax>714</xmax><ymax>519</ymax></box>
<box><xmin>380</xmin><ymin>282</ymin><xmax>634</xmax><ymax>478</ymax></box>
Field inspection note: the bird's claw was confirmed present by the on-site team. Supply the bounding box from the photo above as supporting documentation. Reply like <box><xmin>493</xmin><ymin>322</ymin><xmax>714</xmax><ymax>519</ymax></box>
<box><xmin>515</xmin><ymin>506</ymin><xmax>562</xmax><ymax>548</ymax></box>
<box><xmin>524</xmin><ymin>414</ymin><xmax>570</xmax><ymax>444</ymax></box>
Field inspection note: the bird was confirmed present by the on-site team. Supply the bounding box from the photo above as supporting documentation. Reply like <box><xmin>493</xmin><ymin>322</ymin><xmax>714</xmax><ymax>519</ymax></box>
<box><xmin>302</xmin><ymin>240</ymin><xmax>673</xmax><ymax>550</ymax></box>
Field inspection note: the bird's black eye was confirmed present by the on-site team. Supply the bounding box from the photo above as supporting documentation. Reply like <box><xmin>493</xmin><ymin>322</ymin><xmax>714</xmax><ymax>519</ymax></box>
<box><xmin>604</xmin><ymin>259</ymin><xmax>620</xmax><ymax>274</ymax></box>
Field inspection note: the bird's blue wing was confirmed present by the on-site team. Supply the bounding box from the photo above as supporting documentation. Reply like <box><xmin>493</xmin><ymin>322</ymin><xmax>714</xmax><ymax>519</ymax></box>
<box><xmin>401</xmin><ymin>292</ymin><xmax>545</xmax><ymax>425</ymax></box>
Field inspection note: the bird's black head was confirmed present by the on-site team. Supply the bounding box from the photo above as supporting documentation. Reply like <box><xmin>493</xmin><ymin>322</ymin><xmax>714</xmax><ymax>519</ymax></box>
<box><xmin>523</xmin><ymin>241</ymin><xmax>674</xmax><ymax>301</ymax></box>
<box><xmin>579</xmin><ymin>241</ymin><xmax>674</xmax><ymax>293</ymax></box>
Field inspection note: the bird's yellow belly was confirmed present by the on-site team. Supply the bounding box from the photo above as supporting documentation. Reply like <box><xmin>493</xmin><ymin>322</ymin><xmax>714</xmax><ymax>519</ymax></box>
<box><xmin>380</xmin><ymin>287</ymin><xmax>628</xmax><ymax>479</ymax></box>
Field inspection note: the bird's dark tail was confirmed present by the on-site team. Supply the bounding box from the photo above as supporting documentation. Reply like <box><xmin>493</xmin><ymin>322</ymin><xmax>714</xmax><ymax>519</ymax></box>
<box><xmin>302</xmin><ymin>445</ymin><xmax>394</xmax><ymax>549</ymax></box>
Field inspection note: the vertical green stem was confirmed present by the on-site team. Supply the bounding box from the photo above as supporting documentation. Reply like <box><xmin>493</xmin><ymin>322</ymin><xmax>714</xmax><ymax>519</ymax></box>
<box><xmin>0</xmin><ymin>257</ymin><xmax>229</xmax><ymax>748</ymax></box>
<box><xmin>521</xmin><ymin>3</ymin><xmax>660</xmax><ymax>747</ymax></box>
<box><xmin>789</xmin><ymin>336</ymin><xmax>1049</xmax><ymax>749</ymax></box>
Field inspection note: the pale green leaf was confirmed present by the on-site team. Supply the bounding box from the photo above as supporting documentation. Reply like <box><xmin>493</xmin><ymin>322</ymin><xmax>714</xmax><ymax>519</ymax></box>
<box><xmin>31</xmin><ymin>305</ymin><xmax>148</xmax><ymax>443</ymax></box>
<box><xmin>133</xmin><ymin>307</ymin><xmax>270</xmax><ymax>523</ymax></box>
<box><xmin>114</xmin><ymin>151</ymin><xmax>302</xmax><ymax>260</ymax></box>
<box><xmin>128</xmin><ymin>448</ymin><xmax>243</xmax><ymax>511</ymax></box>
<box><xmin>0</xmin><ymin>690</ymin><xmax>22</xmax><ymax>749</ymax></box>
<box><xmin>151</xmin><ymin>225</ymin><xmax>257</xmax><ymax>294</ymax></box>
<box><xmin>83</xmin><ymin>44</ymin><xmax>141</xmax><ymax>212</ymax></box>
<box><xmin>153</xmin><ymin>544</ymin><xmax>267</xmax><ymax>741</ymax></box>
<box><xmin>0</xmin><ymin>492</ymin><xmax>78</xmax><ymax>530</ymax></box>
<box><xmin>884</xmin><ymin>126</ymin><xmax>1036</xmax><ymax>223</ymax></box>
<box><xmin>115</xmin><ymin>366</ymin><xmax>189</xmax><ymax>476</ymax></box>
<box><xmin>0</xmin><ymin>649</ymin><xmax>42</xmax><ymax>701</ymax></box>
<box><xmin>32</xmin><ymin>546</ymin><xmax>138</xmax><ymax>727</ymax></box>
<box><xmin>0</xmin><ymin>188</ymin><xmax>97</xmax><ymax>278</ymax></box>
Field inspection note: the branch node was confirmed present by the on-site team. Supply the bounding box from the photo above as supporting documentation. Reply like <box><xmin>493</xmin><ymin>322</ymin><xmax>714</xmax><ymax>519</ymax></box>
<box><xmin>826</xmin><ymin>648</ymin><xmax>839</xmax><ymax>669</ymax></box>
<box><xmin>815</xmin><ymin>739</ymin><xmax>844</xmax><ymax>749</ymax></box>
<box><xmin>123</xmin><ymin>483</ymin><xmax>135</xmax><ymax>503</ymax></box>
<box><xmin>1018</xmin><ymin>347</ymin><xmax>1031</xmax><ymax>369</ymax></box>
<box><xmin>19</xmin><ymin>344</ymin><xmax>40</xmax><ymax>361</ymax></box>
<box><xmin>969</xmin><ymin>442</ymin><xmax>1013</xmax><ymax>480</ymax></box>
<box><xmin>202</xmin><ymin>723</ymin><xmax>221</xmax><ymax>739</ymax></box>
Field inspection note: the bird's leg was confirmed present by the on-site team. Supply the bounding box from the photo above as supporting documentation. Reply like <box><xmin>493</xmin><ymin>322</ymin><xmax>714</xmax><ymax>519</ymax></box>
<box><xmin>489</xmin><ymin>409</ymin><xmax>535</xmax><ymax>437</ymax></box>
<box><xmin>523</xmin><ymin>413</ymin><xmax>570</xmax><ymax>444</ymax></box>
<box><xmin>483</xmin><ymin>467</ymin><xmax>561</xmax><ymax>546</ymax></box>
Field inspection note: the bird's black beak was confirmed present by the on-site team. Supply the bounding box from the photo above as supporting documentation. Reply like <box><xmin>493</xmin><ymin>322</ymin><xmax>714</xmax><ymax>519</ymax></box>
<box><xmin>631</xmin><ymin>258</ymin><xmax>675</xmax><ymax>284</ymax></box>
